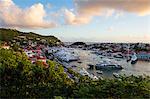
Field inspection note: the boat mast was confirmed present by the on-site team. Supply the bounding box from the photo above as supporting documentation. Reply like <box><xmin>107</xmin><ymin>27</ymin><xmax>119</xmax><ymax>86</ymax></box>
<box><xmin>127</xmin><ymin>43</ymin><xmax>130</xmax><ymax>61</ymax></box>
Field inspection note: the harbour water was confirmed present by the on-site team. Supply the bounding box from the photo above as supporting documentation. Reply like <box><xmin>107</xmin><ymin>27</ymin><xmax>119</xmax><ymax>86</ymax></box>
<box><xmin>63</xmin><ymin>48</ymin><xmax>150</xmax><ymax>78</ymax></box>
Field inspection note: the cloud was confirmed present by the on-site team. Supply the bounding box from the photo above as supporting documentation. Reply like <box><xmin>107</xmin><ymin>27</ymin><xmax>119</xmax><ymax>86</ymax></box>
<box><xmin>121</xmin><ymin>34</ymin><xmax>150</xmax><ymax>43</ymax></box>
<box><xmin>115</xmin><ymin>11</ymin><xmax>124</xmax><ymax>19</ymax></box>
<box><xmin>0</xmin><ymin>0</ymin><xmax>56</xmax><ymax>29</ymax></box>
<box><xmin>0</xmin><ymin>0</ymin><xmax>149</xmax><ymax>28</ymax></box>
<box><xmin>63</xmin><ymin>0</ymin><xmax>150</xmax><ymax>25</ymax></box>
<box><xmin>107</xmin><ymin>26</ymin><xmax>114</xmax><ymax>32</ymax></box>
<box><xmin>63</xmin><ymin>9</ymin><xmax>92</xmax><ymax>25</ymax></box>
<box><xmin>74</xmin><ymin>0</ymin><xmax>150</xmax><ymax>16</ymax></box>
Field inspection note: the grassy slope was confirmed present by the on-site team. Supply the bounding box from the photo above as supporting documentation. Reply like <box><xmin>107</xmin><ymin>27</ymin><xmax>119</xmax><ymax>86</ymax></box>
<box><xmin>0</xmin><ymin>28</ymin><xmax>62</xmax><ymax>44</ymax></box>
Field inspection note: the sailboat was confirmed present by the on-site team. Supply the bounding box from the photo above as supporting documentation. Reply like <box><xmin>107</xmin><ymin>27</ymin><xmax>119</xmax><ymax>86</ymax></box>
<box><xmin>127</xmin><ymin>43</ymin><xmax>131</xmax><ymax>62</ymax></box>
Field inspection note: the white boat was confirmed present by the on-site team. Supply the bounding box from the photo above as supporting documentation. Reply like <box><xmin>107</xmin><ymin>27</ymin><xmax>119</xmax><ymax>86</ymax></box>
<box><xmin>79</xmin><ymin>68</ymin><xmax>90</xmax><ymax>76</ymax></box>
<box><xmin>79</xmin><ymin>68</ymin><xmax>98</xmax><ymax>80</ymax></box>
<box><xmin>54</xmin><ymin>48</ymin><xmax>79</xmax><ymax>62</ymax></box>
<box><xmin>131</xmin><ymin>52</ymin><xmax>138</xmax><ymax>64</ymax></box>
<box><xmin>113</xmin><ymin>73</ymin><xmax>120</xmax><ymax>78</ymax></box>
<box><xmin>95</xmin><ymin>60</ymin><xmax>123</xmax><ymax>70</ymax></box>
<box><xmin>96</xmin><ymin>71</ymin><xmax>103</xmax><ymax>74</ymax></box>
<box><xmin>113</xmin><ymin>54</ymin><xmax>124</xmax><ymax>58</ymax></box>
<box><xmin>89</xmin><ymin>74</ymin><xmax>99</xmax><ymax>80</ymax></box>
<box><xmin>112</xmin><ymin>52</ymin><xmax>123</xmax><ymax>58</ymax></box>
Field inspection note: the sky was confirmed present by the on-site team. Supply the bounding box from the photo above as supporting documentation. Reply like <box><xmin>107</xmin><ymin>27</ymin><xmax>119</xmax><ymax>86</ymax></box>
<box><xmin>0</xmin><ymin>0</ymin><xmax>150</xmax><ymax>43</ymax></box>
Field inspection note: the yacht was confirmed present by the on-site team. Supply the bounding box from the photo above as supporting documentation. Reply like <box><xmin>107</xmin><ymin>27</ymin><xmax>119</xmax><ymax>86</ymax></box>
<box><xmin>114</xmin><ymin>54</ymin><xmax>124</xmax><ymax>58</ymax></box>
<box><xmin>54</xmin><ymin>48</ymin><xmax>79</xmax><ymax>62</ymax></box>
<box><xmin>95</xmin><ymin>60</ymin><xmax>123</xmax><ymax>70</ymax></box>
<box><xmin>131</xmin><ymin>52</ymin><xmax>138</xmax><ymax>64</ymax></box>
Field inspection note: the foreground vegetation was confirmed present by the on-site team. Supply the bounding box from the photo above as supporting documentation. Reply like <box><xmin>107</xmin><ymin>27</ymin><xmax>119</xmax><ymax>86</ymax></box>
<box><xmin>0</xmin><ymin>49</ymin><xmax>150</xmax><ymax>98</ymax></box>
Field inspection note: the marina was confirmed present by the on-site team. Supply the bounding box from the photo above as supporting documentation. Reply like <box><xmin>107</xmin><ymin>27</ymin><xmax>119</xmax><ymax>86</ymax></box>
<box><xmin>50</xmin><ymin>47</ymin><xmax>150</xmax><ymax>78</ymax></box>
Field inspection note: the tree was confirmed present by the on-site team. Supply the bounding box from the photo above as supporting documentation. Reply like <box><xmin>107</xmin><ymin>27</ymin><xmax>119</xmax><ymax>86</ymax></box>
<box><xmin>0</xmin><ymin>49</ymin><xmax>150</xmax><ymax>98</ymax></box>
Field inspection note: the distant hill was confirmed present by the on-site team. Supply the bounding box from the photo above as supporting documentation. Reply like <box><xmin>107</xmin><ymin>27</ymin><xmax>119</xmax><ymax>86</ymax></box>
<box><xmin>0</xmin><ymin>28</ymin><xmax>63</xmax><ymax>45</ymax></box>
<box><xmin>71</xmin><ymin>42</ymin><xmax>87</xmax><ymax>46</ymax></box>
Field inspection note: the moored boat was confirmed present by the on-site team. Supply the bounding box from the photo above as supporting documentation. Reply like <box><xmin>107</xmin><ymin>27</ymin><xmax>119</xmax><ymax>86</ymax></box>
<box><xmin>79</xmin><ymin>68</ymin><xmax>98</xmax><ymax>80</ymax></box>
<box><xmin>54</xmin><ymin>48</ymin><xmax>79</xmax><ymax>62</ymax></box>
<box><xmin>96</xmin><ymin>71</ymin><xmax>103</xmax><ymax>74</ymax></box>
<box><xmin>87</xmin><ymin>64</ymin><xmax>95</xmax><ymax>69</ymax></box>
<box><xmin>131</xmin><ymin>52</ymin><xmax>138</xmax><ymax>64</ymax></box>
<box><xmin>113</xmin><ymin>73</ymin><xmax>120</xmax><ymax>78</ymax></box>
<box><xmin>95</xmin><ymin>60</ymin><xmax>123</xmax><ymax>70</ymax></box>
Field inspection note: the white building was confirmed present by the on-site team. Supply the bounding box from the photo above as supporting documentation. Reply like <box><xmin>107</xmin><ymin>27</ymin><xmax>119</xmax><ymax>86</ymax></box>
<box><xmin>1</xmin><ymin>45</ymin><xmax>10</xmax><ymax>49</ymax></box>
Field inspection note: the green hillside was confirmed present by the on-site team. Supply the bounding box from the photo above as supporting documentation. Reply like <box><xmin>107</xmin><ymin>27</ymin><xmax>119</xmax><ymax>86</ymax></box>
<box><xmin>0</xmin><ymin>28</ymin><xmax>19</xmax><ymax>41</ymax></box>
<box><xmin>0</xmin><ymin>28</ymin><xmax>62</xmax><ymax>45</ymax></box>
